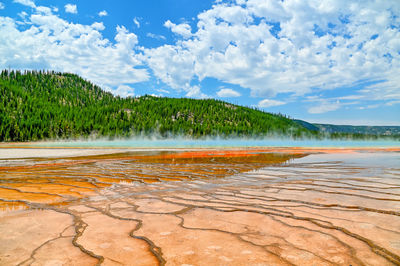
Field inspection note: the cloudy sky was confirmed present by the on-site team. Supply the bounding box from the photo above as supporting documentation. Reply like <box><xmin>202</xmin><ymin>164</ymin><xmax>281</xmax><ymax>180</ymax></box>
<box><xmin>0</xmin><ymin>0</ymin><xmax>399</xmax><ymax>125</ymax></box>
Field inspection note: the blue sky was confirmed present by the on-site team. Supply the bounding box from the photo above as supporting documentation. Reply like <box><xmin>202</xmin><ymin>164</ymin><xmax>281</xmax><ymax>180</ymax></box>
<box><xmin>0</xmin><ymin>0</ymin><xmax>399</xmax><ymax>125</ymax></box>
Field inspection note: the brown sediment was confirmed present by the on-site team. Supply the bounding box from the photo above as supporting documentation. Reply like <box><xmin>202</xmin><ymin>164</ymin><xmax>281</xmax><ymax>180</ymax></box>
<box><xmin>0</xmin><ymin>147</ymin><xmax>399</xmax><ymax>265</ymax></box>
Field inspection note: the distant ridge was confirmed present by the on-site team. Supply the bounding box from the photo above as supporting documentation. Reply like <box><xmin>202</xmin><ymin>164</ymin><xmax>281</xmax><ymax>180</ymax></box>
<box><xmin>313</xmin><ymin>124</ymin><xmax>400</xmax><ymax>136</ymax></box>
<box><xmin>292</xmin><ymin>120</ymin><xmax>320</xmax><ymax>131</ymax></box>
<box><xmin>293</xmin><ymin>120</ymin><xmax>400</xmax><ymax>137</ymax></box>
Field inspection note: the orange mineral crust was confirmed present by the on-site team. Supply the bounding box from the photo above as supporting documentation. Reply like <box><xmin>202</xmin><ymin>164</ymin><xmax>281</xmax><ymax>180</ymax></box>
<box><xmin>0</xmin><ymin>148</ymin><xmax>399</xmax><ymax>265</ymax></box>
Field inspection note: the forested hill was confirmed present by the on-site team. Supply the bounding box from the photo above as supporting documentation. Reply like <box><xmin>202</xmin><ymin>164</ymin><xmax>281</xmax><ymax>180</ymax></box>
<box><xmin>0</xmin><ymin>70</ymin><xmax>313</xmax><ymax>141</ymax></box>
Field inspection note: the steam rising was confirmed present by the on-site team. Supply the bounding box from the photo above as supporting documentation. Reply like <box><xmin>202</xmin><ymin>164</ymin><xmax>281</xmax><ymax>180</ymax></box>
<box><xmin>32</xmin><ymin>135</ymin><xmax>400</xmax><ymax>148</ymax></box>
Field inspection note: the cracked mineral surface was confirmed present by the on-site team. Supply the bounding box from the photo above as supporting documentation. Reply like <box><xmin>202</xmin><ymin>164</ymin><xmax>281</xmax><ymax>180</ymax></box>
<box><xmin>0</xmin><ymin>147</ymin><xmax>399</xmax><ymax>265</ymax></box>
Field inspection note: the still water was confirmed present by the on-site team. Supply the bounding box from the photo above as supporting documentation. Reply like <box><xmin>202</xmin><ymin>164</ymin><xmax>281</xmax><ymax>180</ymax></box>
<box><xmin>29</xmin><ymin>138</ymin><xmax>400</xmax><ymax>148</ymax></box>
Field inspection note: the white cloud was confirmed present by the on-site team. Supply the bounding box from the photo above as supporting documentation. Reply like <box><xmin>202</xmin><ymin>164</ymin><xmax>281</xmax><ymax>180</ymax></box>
<box><xmin>156</xmin><ymin>88</ymin><xmax>170</xmax><ymax>94</ymax></box>
<box><xmin>186</xmin><ymin>85</ymin><xmax>208</xmax><ymax>99</ymax></box>
<box><xmin>13</xmin><ymin>0</ymin><xmax>35</xmax><ymax>8</ymax></box>
<box><xmin>114</xmin><ymin>85</ymin><xmax>135</xmax><ymax>98</ymax></box>
<box><xmin>336</xmin><ymin>95</ymin><xmax>364</xmax><ymax>100</ymax></box>
<box><xmin>146</xmin><ymin>32</ymin><xmax>166</xmax><ymax>40</ymax></box>
<box><xmin>64</xmin><ymin>4</ymin><xmax>77</xmax><ymax>14</ymax></box>
<box><xmin>164</xmin><ymin>20</ymin><xmax>192</xmax><ymax>38</ymax></box>
<box><xmin>133</xmin><ymin>17</ymin><xmax>140</xmax><ymax>28</ymax></box>
<box><xmin>145</xmin><ymin>45</ymin><xmax>196</xmax><ymax>91</ymax></box>
<box><xmin>0</xmin><ymin>8</ymin><xmax>148</xmax><ymax>90</ymax></box>
<box><xmin>258</xmin><ymin>99</ymin><xmax>286</xmax><ymax>108</ymax></box>
<box><xmin>114</xmin><ymin>25</ymin><xmax>138</xmax><ymax>50</ymax></box>
<box><xmin>3</xmin><ymin>0</ymin><xmax>400</xmax><ymax>109</ymax></box>
<box><xmin>18</xmin><ymin>11</ymin><xmax>28</xmax><ymax>18</ymax></box>
<box><xmin>357</xmin><ymin>71</ymin><xmax>400</xmax><ymax>102</ymax></box>
<box><xmin>91</xmin><ymin>22</ymin><xmax>105</xmax><ymax>31</ymax></box>
<box><xmin>357</xmin><ymin>104</ymin><xmax>379</xmax><ymax>110</ymax></box>
<box><xmin>308</xmin><ymin>100</ymin><xmax>341</xmax><ymax>114</ymax></box>
<box><xmin>98</xmin><ymin>10</ymin><xmax>107</xmax><ymax>17</ymax></box>
<box><xmin>36</xmin><ymin>6</ymin><xmax>52</xmax><ymax>15</ymax></box>
<box><xmin>145</xmin><ymin>0</ymin><xmax>400</xmax><ymax>103</ymax></box>
<box><xmin>217</xmin><ymin>88</ymin><xmax>241</xmax><ymax>97</ymax></box>
<box><xmin>306</xmin><ymin>118</ymin><xmax>400</xmax><ymax>126</ymax></box>
<box><xmin>386</xmin><ymin>100</ymin><xmax>400</xmax><ymax>106</ymax></box>
<box><xmin>0</xmin><ymin>2</ymin><xmax>5</xmax><ymax>10</ymax></box>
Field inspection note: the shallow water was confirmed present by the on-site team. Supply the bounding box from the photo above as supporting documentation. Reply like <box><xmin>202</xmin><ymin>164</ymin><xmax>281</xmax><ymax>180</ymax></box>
<box><xmin>0</xmin><ymin>148</ymin><xmax>399</xmax><ymax>265</ymax></box>
<box><xmin>26</xmin><ymin>138</ymin><xmax>400</xmax><ymax>148</ymax></box>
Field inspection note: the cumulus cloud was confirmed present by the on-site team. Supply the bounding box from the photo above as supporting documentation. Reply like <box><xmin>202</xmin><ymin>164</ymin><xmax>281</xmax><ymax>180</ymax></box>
<box><xmin>185</xmin><ymin>85</ymin><xmax>208</xmax><ymax>98</ymax></box>
<box><xmin>258</xmin><ymin>99</ymin><xmax>286</xmax><ymax>108</ymax></box>
<box><xmin>145</xmin><ymin>0</ymin><xmax>400</xmax><ymax>104</ymax></box>
<box><xmin>217</xmin><ymin>88</ymin><xmax>241</xmax><ymax>97</ymax></box>
<box><xmin>13</xmin><ymin>0</ymin><xmax>35</xmax><ymax>8</ymax></box>
<box><xmin>146</xmin><ymin>45</ymin><xmax>196</xmax><ymax>91</ymax></box>
<box><xmin>0</xmin><ymin>7</ymin><xmax>148</xmax><ymax>89</ymax></box>
<box><xmin>64</xmin><ymin>4</ymin><xmax>77</xmax><ymax>14</ymax></box>
<box><xmin>98</xmin><ymin>10</ymin><xmax>108</xmax><ymax>17</ymax></box>
<box><xmin>0</xmin><ymin>2</ymin><xmax>5</xmax><ymax>10</ymax></box>
<box><xmin>3</xmin><ymin>0</ymin><xmax>400</xmax><ymax>111</ymax></box>
<box><xmin>164</xmin><ymin>20</ymin><xmax>192</xmax><ymax>38</ymax></box>
<box><xmin>114</xmin><ymin>85</ymin><xmax>135</xmax><ymax>98</ymax></box>
<box><xmin>91</xmin><ymin>22</ymin><xmax>105</xmax><ymax>31</ymax></box>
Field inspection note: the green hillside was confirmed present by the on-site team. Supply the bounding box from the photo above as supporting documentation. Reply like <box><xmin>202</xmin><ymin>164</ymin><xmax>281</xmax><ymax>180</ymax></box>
<box><xmin>0</xmin><ymin>70</ymin><xmax>313</xmax><ymax>141</ymax></box>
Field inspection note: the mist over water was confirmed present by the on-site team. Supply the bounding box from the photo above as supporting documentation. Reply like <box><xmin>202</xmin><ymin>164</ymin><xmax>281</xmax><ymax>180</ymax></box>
<box><xmin>31</xmin><ymin>136</ymin><xmax>400</xmax><ymax>148</ymax></box>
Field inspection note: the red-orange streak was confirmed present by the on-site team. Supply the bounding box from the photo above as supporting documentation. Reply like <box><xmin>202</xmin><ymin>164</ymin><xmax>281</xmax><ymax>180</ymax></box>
<box><xmin>156</xmin><ymin>150</ymin><xmax>259</xmax><ymax>159</ymax></box>
<box><xmin>0</xmin><ymin>147</ymin><xmax>398</xmax><ymax>171</ymax></box>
